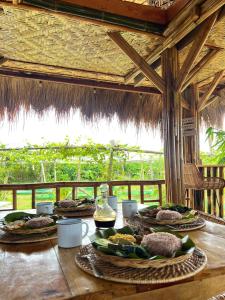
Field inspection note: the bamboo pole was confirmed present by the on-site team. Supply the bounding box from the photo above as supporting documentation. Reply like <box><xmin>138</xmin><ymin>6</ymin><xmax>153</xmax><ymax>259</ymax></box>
<box><xmin>162</xmin><ymin>47</ymin><xmax>184</xmax><ymax>204</ymax></box>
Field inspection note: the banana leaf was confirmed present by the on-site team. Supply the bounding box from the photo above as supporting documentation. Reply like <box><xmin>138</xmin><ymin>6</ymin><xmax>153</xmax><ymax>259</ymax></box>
<box><xmin>4</xmin><ymin>212</ymin><xmax>37</xmax><ymax>224</ymax></box>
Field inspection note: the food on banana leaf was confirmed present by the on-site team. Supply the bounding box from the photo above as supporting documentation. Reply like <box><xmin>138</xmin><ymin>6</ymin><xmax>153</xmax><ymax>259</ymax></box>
<box><xmin>90</xmin><ymin>226</ymin><xmax>195</xmax><ymax>260</ymax></box>
<box><xmin>2</xmin><ymin>212</ymin><xmax>57</xmax><ymax>232</ymax></box>
<box><xmin>55</xmin><ymin>198</ymin><xmax>95</xmax><ymax>208</ymax></box>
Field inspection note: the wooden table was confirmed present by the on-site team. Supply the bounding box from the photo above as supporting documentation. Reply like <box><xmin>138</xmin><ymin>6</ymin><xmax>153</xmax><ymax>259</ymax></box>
<box><xmin>1</xmin><ymin>209</ymin><xmax>225</xmax><ymax>300</ymax></box>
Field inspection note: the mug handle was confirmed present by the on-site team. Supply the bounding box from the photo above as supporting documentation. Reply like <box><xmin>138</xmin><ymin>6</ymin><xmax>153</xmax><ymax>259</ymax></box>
<box><xmin>82</xmin><ymin>222</ymin><xmax>89</xmax><ymax>238</ymax></box>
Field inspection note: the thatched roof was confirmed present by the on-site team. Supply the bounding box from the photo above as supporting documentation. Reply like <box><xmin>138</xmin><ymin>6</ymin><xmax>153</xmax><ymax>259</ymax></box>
<box><xmin>0</xmin><ymin>0</ymin><xmax>224</xmax><ymax>129</ymax></box>
<box><xmin>0</xmin><ymin>76</ymin><xmax>162</xmax><ymax>128</ymax></box>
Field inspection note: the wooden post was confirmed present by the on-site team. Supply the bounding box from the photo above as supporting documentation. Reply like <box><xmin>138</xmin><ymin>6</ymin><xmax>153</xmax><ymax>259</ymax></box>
<box><xmin>183</xmin><ymin>84</ymin><xmax>200</xmax><ymax>164</ymax></box>
<box><xmin>162</xmin><ymin>47</ymin><xmax>184</xmax><ymax>204</ymax></box>
<box><xmin>183</xmin><ymin>84</ymin><xmax>203</xmax><ymax>211</ymax></box>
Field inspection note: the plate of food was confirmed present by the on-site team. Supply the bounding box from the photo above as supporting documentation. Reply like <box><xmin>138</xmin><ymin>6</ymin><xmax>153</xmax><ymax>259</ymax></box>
<box><xmin>90</xmin><ymin>226</ymin><xmax>196</xmax><ymax>268</ymax></box>
<box><xmin>1</xmin><ymin>212</ymin><xmax>58</xmax><ymax>235</ymax></box>
<box><xmin>138</xmin><ymin>205</ymin><xmax>198</xmax><ymax>225</ymax></box>
<box><xmin>54</xmin><ymin>198</ymin><xmax>95</xmax><ymax>212</ymax></box>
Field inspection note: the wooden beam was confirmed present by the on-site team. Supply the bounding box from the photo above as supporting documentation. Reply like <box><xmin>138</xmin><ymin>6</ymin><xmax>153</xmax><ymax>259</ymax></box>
<box><xmin>108</xmin><ymin>31</ymin><xmax>165</xmax><ymax>93</ymax></box>
<box><xmin>198</xmin><ymin>70</ymin><xmax>225</xmax><ymax>111</ymax></box>
<box><xmin>126</xmin><ymin>0</ymin><xmax>225</xmax><ymax>86</ymax></box>
<box><xmin>199</xmin><ymin>95</ymin><xmax>219</xmax><ymax>111</ymax></box>
<box><xmin>0</xmin><ymin>67</ymin><xmax>161</xmax><ymax>95</ymax></box>
<box><xmin>166</xmin><ymin>0</ymin><xmax>191</xmax><ymax>21</ymax></box>
<box><xmin>176</xmin><ymin>12</ymin><xmax>219</xmax><ymax>92</ymax></box>
<box><xmin>181</xmin><ymin>97</ymin><xmax>191</xmax><ymax>111</ymax></box>
<box><xmin>182</xmin><ymin>48</ymin><xmax>221</xmax><ymax>91</ymax></box>
<box><xmin>0</xmin><ymin>57</ymin><xmax>7</xmax><ymax>65</ymax></box>
<box><xmin>55</xmin><ymin>0</ymin><xmax>167</xmax><ymax>24</ymax></box>
<box><xmin>125</xmin><ymin>5</ymin><xmax>200</xmax><ymax>84</ymax></box>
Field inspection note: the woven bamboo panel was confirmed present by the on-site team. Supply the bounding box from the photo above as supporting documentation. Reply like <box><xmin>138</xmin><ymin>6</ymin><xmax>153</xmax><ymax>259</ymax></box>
<box><xmin>0</xmin><ymin>5</ymin><xmax>159</xmax><ymax>82</ymax></box>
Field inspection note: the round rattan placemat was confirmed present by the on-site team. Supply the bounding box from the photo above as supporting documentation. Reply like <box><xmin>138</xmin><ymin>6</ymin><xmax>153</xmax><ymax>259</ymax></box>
<box><xmin>0</xmin><ymin>229</ymin><xmax>57</xmax><ymax>244</ymax></box>
<box><xmin>75</xmin><ymin>244</ymin><xmax>207</xmax><ymax>284</ymax></box>
<box><xmin>126</xmin><ymin>215</ymin><xmax>206</xmax><ymax>232</ymax></box>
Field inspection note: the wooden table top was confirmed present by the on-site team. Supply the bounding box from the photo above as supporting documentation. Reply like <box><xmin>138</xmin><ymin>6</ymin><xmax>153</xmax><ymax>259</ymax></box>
<box><xmin>1</xmin><ymin>208</ymin><xmax>225</xmax><ymax>300</ymax></box>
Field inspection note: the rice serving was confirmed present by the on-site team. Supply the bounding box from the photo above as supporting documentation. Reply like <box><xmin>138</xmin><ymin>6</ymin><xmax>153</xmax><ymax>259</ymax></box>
<box><xmin>141</xmin><ymin>232</ymin><xmax>182</xmax><ymax>257</ymax></box>
<box><xmin>156</xmin><ymin>210</ymin><xmax>182</xmax><ymax>220</ymax></box>
<box><xmin>58</xmin><ymin>200</ymin><xmax>76</xmax><ymax>208</ymax></box>
<box><xmin>26</xmin><ymin>216</ymin><xmax>54</xmax><ymax>228</ymax></box>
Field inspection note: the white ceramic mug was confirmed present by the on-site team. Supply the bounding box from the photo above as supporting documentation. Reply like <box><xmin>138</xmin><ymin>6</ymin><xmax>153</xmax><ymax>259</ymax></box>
<box><xmin>36</xmin><ymin>202</ymin><xmax>53</xmax><ymax>215</ymax></box>
<box><xmin>57</xmin><ymin>218</ymin><xmax>89</xmax><ymax>248</ymax></box>
<box><xmin>122</xmin><ymin>200</ymin><xmax>138</xmax><ymax>218</ymax></box>
<box><xmin>107</xmin><ymin>196</ymin><xmax>118</xmax><ymax>211</ymax></box>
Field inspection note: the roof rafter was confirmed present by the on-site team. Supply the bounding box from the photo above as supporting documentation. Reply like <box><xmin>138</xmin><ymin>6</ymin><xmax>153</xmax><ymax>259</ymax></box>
<box><xmin>198</xmin><ymin>70</ymin><xmax>225</xmax><ymax>111</ymax></box>
<box><xmin>176</xmin><ymin>12</ymin><xmax>219</xmax><ymax>92</ymax></box>
<box><xmin>125</xmin><ymin>0</ymin><xmax>225</xmax><ymax>86</ymax></box>
<box><xmin>182</xmin><ymin>47</ymin><xmax>222</xmax><ymax>92</ymax></box>
<box><xmin>108</xmin><ymin>31</ymin><xmax>165</xmax><ymax>93</ymax></box>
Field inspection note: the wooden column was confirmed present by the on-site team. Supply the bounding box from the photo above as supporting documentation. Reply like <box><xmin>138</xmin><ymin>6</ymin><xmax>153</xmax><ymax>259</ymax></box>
<box><xmin>183</xmin><ymin>84</ymin><xmax>202</xmax><ymax>210</ymax></box>
<box><xmin>183</xmin><ymin>84</ymin><xmax>200</xmax><ymax>164</ymax></box>
<box><xmin>162</xmin><ymin>47</ymin><xmax>184</xmax><ymax>204</ymax></box>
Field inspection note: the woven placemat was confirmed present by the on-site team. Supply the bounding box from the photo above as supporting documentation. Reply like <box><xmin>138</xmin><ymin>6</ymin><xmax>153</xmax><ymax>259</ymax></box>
<box><xmin>75</xmin><ymin>244</ymin><xmax>207</xmax><ymax>284</ymax></box>
<box><xmin>54</xmin><ymin>208</ymin><xmax>95</xmax><ymax>218</ymax></box>
<box><xmin>126</xmin><ymin>215</ymin><xmax>206</xmax><ymax>232</ymax></box>
<box><xmin>0</xmin><ymin>229</ymin><xmax>57</xmax><ymax>244</ymax></box>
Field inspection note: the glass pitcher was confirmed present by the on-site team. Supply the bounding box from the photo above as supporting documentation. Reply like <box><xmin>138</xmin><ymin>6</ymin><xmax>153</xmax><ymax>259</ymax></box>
<box><xmin>93</xmin><ymin>183</ymin><xmax>116</xmax><ymax>228</ymax></box>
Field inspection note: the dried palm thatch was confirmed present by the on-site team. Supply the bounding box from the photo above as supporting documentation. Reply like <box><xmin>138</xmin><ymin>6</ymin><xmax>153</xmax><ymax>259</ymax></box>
<box><xmin>0</xmin><ymin>75</ymin><xmax>224</xmax><ymax>130</ymax></box>
<box><xmin>0</xmin><ymin>76</ymin><xmax>162</xmax><ymax>128</ymax></box>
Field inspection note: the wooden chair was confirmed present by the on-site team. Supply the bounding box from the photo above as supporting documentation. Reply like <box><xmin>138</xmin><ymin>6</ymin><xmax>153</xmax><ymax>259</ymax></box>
<box><xmin>183</xmin><ymin>163</ymin><xmax>225</xmax><ymax>210</ymax></box>
<box><xmin>184</xmin><ymin>163</ymin><xmax>225</xmax><ymax>190</ymax></box>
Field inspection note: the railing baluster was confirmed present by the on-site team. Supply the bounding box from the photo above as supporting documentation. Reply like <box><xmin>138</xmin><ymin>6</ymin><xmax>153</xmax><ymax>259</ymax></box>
<box><xmin>109</xmin><ymin>184</ymin><xmax>113</xmax><ymax>196</ymax></box>
<box><xmin>13</xmin><ymin>189</ymin><xmax>17</xmax><ymax>210</ymax></box>
<box><xmin>128</xmin><ymin>185</ymin><xmax>131</xmax><ymax>200</ymax></box>
<box><xmin>94</xmin><ymin>186</ymin><xmax>98</xmax><ymax>198</ymax></box>
<box><xmin>207</xmin><ymin>167</ymin><xmax>212</xmax><ymax>214</ymax></box>
<box><xmin>32</xmin><ymin>189</ymin><xmax>35</xmax><ymax>209</ymax></box>
<box><xmin>158</xmin><ymin>184</ymin><xmax>162</xmax><ymax>206</ymax></box>
<box><xmin>72</xmin><ymin>187</ymin><xmax>76</xmax><ymax>199</ymax></box>
<box><xmin>140</xmin><ymin>185</ymin><xmax>144</xmax><ymax>204</ymax></box>
<box><xmin>219</xmin><ymin>167</ymin><xmax>224</xmax><ymax>218</ymax></box>
<box><xmin>212</xmin><ymin>167</ymin><xmax>217</xmax><ymax>216</ymax></box>
<box><xmin>56</xmin><ymin>187</ymin><xmax>60</xmax><ymax>202</ymax></box>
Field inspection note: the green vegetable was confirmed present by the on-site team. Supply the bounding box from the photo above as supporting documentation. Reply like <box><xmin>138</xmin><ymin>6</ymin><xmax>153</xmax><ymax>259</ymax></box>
<box><xmin>4</xmin><ymin>212</ymin><xmax>36</xmax><ymax>224</ymax></box>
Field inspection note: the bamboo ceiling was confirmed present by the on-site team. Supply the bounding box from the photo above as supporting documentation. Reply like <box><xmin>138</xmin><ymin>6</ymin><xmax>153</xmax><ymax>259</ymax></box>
<box><xmin>0</xmin><ymin>2</ymin><xmax>224</xmax><ymax>87</ymax></box>
<box><xmin>0</xmin><ymin>0</ymin><xmax>224</xmax><ymax>129</ymax></box>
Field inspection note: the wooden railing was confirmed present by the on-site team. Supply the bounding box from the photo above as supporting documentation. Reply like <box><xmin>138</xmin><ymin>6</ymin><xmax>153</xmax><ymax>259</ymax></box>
<box><xmin>0</xmin><ymin>164</ymin><xmax>224</xmax><ymax>218</ymax></box>
<box><xmin>196</xmin><ymin>165</ymin><xmax>225</xmax><ymax>218</ymax></box>
<box><xmin>0</xmin><ymin>180</ymin><xmax>165</xmax><ymax>211</ymax></box>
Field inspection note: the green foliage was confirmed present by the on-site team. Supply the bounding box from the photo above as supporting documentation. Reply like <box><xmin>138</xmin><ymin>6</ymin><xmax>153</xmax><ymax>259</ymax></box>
<box><xmin>205</xmin><ymin>127</ymin><xmax>225</xmax><ymax>164</ymax></box>
<box><xmin>0</xmin><ymin>137</ymin><xmax>165</xmax><ymax>184</ymax></box>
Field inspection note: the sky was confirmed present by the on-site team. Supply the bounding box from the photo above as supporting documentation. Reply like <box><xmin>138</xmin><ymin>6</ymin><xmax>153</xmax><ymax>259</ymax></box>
<box><xmin>0</xmin><ymin>109</ymin><xmax>211</xmax><ymax>152</ymax></box>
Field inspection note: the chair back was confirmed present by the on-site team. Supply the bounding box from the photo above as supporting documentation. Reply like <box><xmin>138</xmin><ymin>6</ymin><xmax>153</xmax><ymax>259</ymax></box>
<box><xmin>183</xmin><ymin>163</ymin><xmax>204</xmax><ymax>189</ymax></box>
